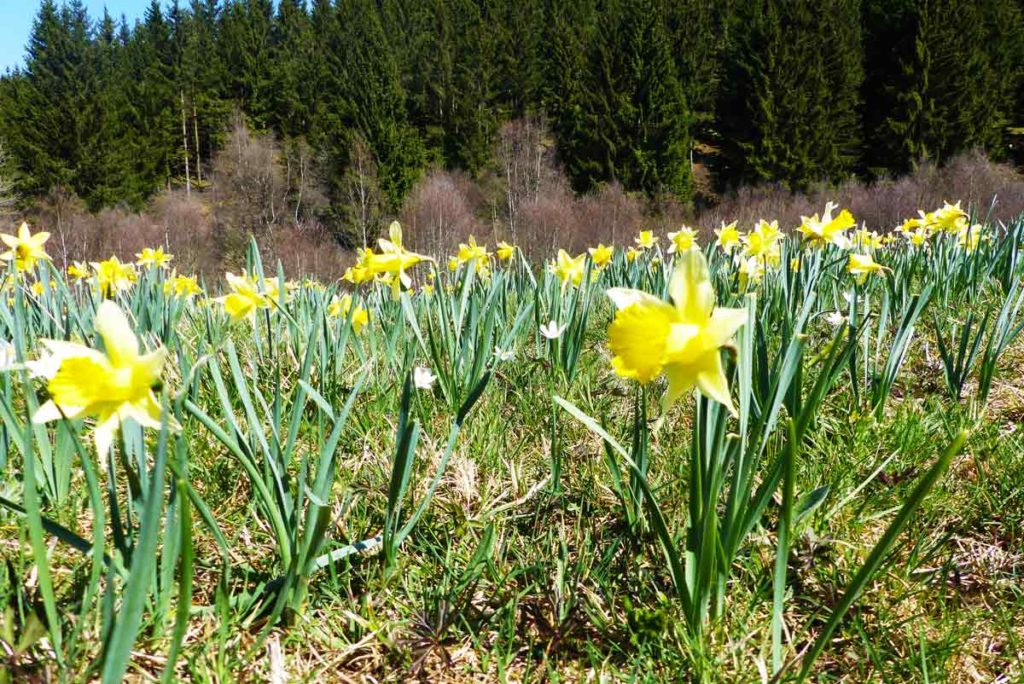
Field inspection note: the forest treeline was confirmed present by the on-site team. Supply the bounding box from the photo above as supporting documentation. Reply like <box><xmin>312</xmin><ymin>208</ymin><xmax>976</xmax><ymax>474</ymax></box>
<box><xmin>1</xmin><ymin>0</ymin><xmax>1022</xmax><ymax>245</ymax></box>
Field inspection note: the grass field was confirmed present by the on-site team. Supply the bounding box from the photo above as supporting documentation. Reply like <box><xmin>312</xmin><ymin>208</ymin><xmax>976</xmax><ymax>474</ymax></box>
<box><xmin>1</xmin><ymin>204</ymin><xmax>1023</xmax><ymax>682</ymax></box>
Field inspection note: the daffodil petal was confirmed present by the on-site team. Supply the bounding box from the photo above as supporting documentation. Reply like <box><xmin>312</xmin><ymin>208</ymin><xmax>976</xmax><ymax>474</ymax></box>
<box><xmin>670</xmin><ymin>250</ymin><xmax>715</xmax><ymax>324</ymax></box>
<box><xmin>695</xmin><ymin>350</ymin><xmax>736</xmax><ymax>415</ymax></box>
<box><xmin>606</xmin><ymin>287</ymin><xmax>663</xmax><ymax>311</ymax></box>
<box><xmin>93</xmin><ymin>412</ymin><xmax>121</xmax><ymax>458</ymax></box>
<box><xmin>32</xmin><ymin>399</ymin><xmax>86</xmax><ymax>424</ymax></box>
<box><xmin>125</xmin><ymin>393</ymin><xmax>166</xmax><ymax>430</ymax></box>
<box><xmin>698</xmin><ymin>307</ymin><xmax>747</xmax><ymax>351</ymax></box>
<box><xmin>608</xmin><ymin>300</ymin><xmax>677</xmax><ymax>383</ymax></box>
<box><xmin>662</xmin><ymin>362</ymin><xmax>696</xmax><ymax>410</ymax></box>
<box><xmin>94</xmin><ymin>300</ymin><xmax>139</xmax><ymax>365</ymax></box>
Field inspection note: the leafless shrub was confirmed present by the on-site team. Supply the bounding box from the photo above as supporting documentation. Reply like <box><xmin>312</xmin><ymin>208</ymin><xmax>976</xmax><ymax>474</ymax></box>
<box><xmin>151</xmin><ymin>190</ymin><xmax>218</xmax><ymax>274</ymax></box>
<box><xmin>515</xmin><ymin>186</ymin><xmax>581</xmax><ymax>259</ymax></box>
<box><xmin>12</xmin><ymin>141</ymin><xmax>1024</xmax><ymax>279</ymax></box>
<box><xmin>338</xmin><ymin>135</ymin><xmax>386</xmax><ymax>248</ymax></box>
<box><xmin>268</xmin><ymin>218</ymin><xmax>346</xmax><ymax>279</ymax></box>
<box><xmin>497</xmin><ymin>116</ymin><xmax>562</xmax><ymax>243</ymax></box>
<box><xmin>399</xmin><ymin>169</ymin><xmax>484</xmax><ymax>255</ymax></box>
<box><xmin>696</xmin><ymin>150</ymin><xmax>1024</xmax><ymax>234</ymax></box>
<box><xmin>210</xmin><ymin>117</ymin><xmax>288</xmax><ymax>238</ymax></box>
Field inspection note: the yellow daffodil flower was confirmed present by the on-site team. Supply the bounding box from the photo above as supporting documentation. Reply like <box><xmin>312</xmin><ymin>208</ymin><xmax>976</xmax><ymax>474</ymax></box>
<box><xmin>359</xmin><ymin>222</ymin><xmax>431</xmax><ymax>298</ymax></box>
<box><xmin>957</xmin><ymin>224</ymin><xmax>983</xmax><ymax>253</ymax></box>
<box><xmin>588</xmin><ymin>243</ymin><xmax>614</xmax><ymax>268</ymax></box>
<box><xmin>327</xmin><ymin>293</ymin><xmax>369</xmax><ymax>333</ymax></box>
<box><xmin>626</xmin><ymin>247</ymin><xmax>641</xmax><ymax>263</ymax></box>
<box><xmin>92</xmin><ymin>257</ymin><xmax>137</xmax><ymax>297</ymax></box>
<box><xmin>496</xmin><ymin>241</ymin><xmax>515</xmax><ymax>261</ymax></box>
<box><xmin>737</xmin><ymin>256</ymin><xmax>765</xmax><ymax>290</ymax></box>
<box><xmin>667</xmin><ymin>226</ymin><xmax>698</xmax><ymax>254</ymax></box>
<box><xmin>607</xmin><ymin>250</ymin><xmax>745</xmax><ymax>412</ymax></box>
<box><xmin>897</xmin><ymin>215</ymin><xmax>924</xmax><ymax>234</ymax></box>
<box><xmin>932</xmin><ymin>201</ymin><xmax>968</xmax><ymax>233</ymax></box>
<box><xmin>136</xmin><ymin>247</ymin><xmax>173</xmax><ymax>268</ymax></box>
<box><xmin>853</xmin><ymin>228</ymin><xmax>883</xmax><ymax>251</ymax></box>
<box><xmin>454</xmin><ymin>235</ymin><xmax>491</xmax><ymax>277</ymax></box>
<box><xmin>342</xmin><ymin>248</ymin><xmax>375</xmax><ymax>285</ymax></box>
<box><xmin>67</xmin><ymin>261</ymin><xmax>90</xmax><ymax>281</ymax></box>
<box><xmin>0</xmin><ymin>222</ymin><xmax>51</xmax><ymax>272</ymax></box>
<box><xmin>715</xmin><ymin>221</ymin><xmax>740</xmax><ymax>253</ymax></box>
<box><xmin>32</xmin><ymin>300</ymin><xmax>177</xmax><ymax>456</ymax></box>
<box><xmin>218</xmin><ymin>271</ymin><xmax>270</xmax><ymax>320</ymax></box>
<box><xmin>847</xmin><ymin>253</ymin><xmax>887</xmax><ymax>284</ymax></box>
<box><xmin>905</xmin><ymin>226</ymin><xmax>931</xmax><ymax>248</ymax></box>
<box><xmin>741</xmin><ymin>220</ymin><xmax>782</xmax><ymax>266</ymax></box>
<box><xmin>163</xmin><ymin>273</ymin><xmax>202</xmax><ymax>299</ymax></box>
<box><xmin>797</xmin><ymin>202</ymin><xmax>856</xmax><ymax>248</ymax></box>
<box><xmin>550</xmin><ymin>249</ymin><xmax>586</xmax><ymax>289</ymax></box>
<box><xmin>457</xmin><ymin>235</ymin><xmax>490</xmax><ymax>263</ymax></box>
<box><xmin>635</xmin><ymin>230</ymin><xmax>658</xmax><ymax>250</ymax></box>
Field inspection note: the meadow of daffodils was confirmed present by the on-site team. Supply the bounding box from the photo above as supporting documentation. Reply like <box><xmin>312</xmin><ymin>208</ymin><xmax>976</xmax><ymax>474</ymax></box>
<box><xmin>1</xmin><ymin>201</ymin><xmax>1022</xmax><ymax>682</ymax></box>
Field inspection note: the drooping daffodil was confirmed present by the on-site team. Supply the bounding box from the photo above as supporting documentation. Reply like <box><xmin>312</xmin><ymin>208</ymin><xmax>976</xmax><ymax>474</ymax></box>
<box><xmin>847</xmin><ymin>253</ymin><xmax>887</xmax><ymax>284</ymax></box>
<box><xmin>218</xmin><ymin>271</ymin><xmax>270</xmax><ymax>320</ymax></box>
<box><xmin>67</xmin><ymin>261</ymin><xmax>91</xmax><ymax>281</ymax></box>
<box><xmin>496</xmin><ymin>241</ymin><xmax>515</xmax><ymax>261</ymax></box>
<box><xmin>359</xmin><ymin>221</ymin><xmax>431</xmax><ymax>299</ymax></box>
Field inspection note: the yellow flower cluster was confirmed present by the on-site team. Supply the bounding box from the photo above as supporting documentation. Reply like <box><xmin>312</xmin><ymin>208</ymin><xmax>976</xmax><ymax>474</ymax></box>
<box><xmin>327</xmin><ymin>293</ymin><xmax>370</xmax><ymax>334</ymax></box>
<box><xmin>896</xmin><ymin>201</ymin><xmax>983</xmax><ymax>251</ymax></box>
<box><xmin>343</xmin><ymin>221</ymin><xmax>431</xmax><ymax>299</ymax></box>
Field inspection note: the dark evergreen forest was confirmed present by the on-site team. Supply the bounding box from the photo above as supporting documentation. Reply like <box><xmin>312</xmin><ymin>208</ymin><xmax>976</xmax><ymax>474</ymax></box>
<box><xmin>1</xmin><ymin>0</ymin><xmax>1022</xmax><ymax>241</ymax></box>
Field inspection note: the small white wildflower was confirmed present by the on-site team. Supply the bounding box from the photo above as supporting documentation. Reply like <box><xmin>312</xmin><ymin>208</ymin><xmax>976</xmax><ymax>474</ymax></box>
<box><xmin>825</xmin><ymin>311</ymin><xmax>847</xmax><ymax>327</ymax></box>
<box><xmin>413</xmin><ymin>366</ymin><xmax>436</xmax><ymax>390</ymax></box>
<box><xmin>0</xmin><ymin>341</ymin><xmax>16</xmax><ymax>370</ymax></box>
<box><xmin>539</xmin><ymin>320</ymin><xmax>566</xmax><ymax>340</ymax></box>
<box><xmin>494</xmin><ymin>346</ymin><xmax>515</xmax><ymax>362</ymax></box>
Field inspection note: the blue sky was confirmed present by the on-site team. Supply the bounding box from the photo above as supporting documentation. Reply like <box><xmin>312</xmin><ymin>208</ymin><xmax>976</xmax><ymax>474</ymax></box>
<box><xmin>1</xmin><ymin>1</ymin><xmax>156</xmax><ymax>73</ymax></box>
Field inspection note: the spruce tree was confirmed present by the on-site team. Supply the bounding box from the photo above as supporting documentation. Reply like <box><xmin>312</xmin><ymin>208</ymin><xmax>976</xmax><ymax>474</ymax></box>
<box><xmin>7</xmin><ymin>0</ymin><xmax>86</xmax><ymax>197</ymax></box>
<box><xmin>540</xmin><ymin>0</ymin><xmax>598</xmax><ymax>192</ymax></box>
<box><xmin>335</xmin><ymin>0</ymin><xmax>425</xmax><ymax>211</ymax></box>
<box><xmin>863</xmin><ymin>0</ymin><xmax>1023</xmax><ymax>175</ymax></box>
<box><xmin>577</xmin><ymin>0</ymin><xmax>693</xmax><ymax>199</ymax></box>
<box><xmin>718</xmin><ymin>0</ymin><xmax>863</xmax><ymax>189</ymax></box>
<box><xmin>219</xmin><ymin>0</ymin><xmax>275</xmax><ymax>127</ymax></box>
<box><xmin>269</xmin><ymin>0</ymin><xmax>314</xmax><ymax>138</ymax></box>
<box><xmin>124</xmin><ymin>1</ymin><xmax>180</xmax><ymax>197</ymax></box>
